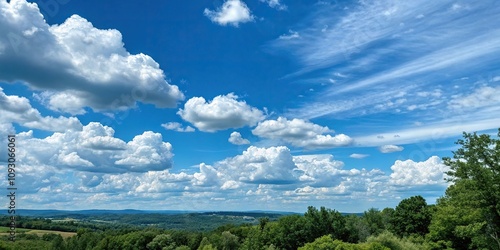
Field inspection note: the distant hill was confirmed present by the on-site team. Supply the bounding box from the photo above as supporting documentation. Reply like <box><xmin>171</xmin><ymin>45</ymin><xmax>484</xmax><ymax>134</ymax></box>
<box><xmin>6</xmin><ymin>209</ymin><xmax>193</xmax><ymax>217</ymax></box>
<box><xmin>3</xmin><ymin>209</ymin><xmax>300</xmax><ymax>231</ymax></box>
<box><xmin>5</xmin><ymin>209</ymin><xmax>297</xmax><ymax>217</ymax></box>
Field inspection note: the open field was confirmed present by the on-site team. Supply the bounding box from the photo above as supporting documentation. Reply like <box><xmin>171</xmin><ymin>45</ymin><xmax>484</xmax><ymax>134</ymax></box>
<box><xmin>0</xmin><ymin>227</ymin><xmax>76</xmax><ymax>239</ymax></box>
<box><xmin>0</xmin><ymin>227</ymin><xmax>30</xmax><ymax>233</ymax></box>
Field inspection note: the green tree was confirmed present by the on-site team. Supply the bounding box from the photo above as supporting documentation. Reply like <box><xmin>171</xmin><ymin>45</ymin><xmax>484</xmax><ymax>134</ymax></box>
<box><xmin>49</xmin><ymin>234</ymin><xmax>65</xmax><ymax>250</ymax></box>
<box><xmin>429</xmin><ymin>129</ymin><xmax>500</xmax><ymax>249</ymax></box>
<box><xmin>272</xmin><ymin>214</ymin><xmax>310</xmax><ymax>249</ymax></box>
<box><xmin>379</xmin><ymin>208</ymin><xmax>394</xmax><ymax>232</ymax></box>
<box><xmin>240</xmin><ymin>222</ymin><xmax>275</xmax><ymax>250</ymax></box>
<box><xmin>197</xmin><ymin>237</ymin><xmax>217</xmax><ymax>250</ymax></box>
<box><xmin>303</xmin><ymin>206</ymin><xmax>347</xmax><ymax>242</ymax></box>
<box><xmin>445</xmin><ymin>130</ymin><xmax>500</xmax><ymax>248</ymax></box>
<box><xmin>220</xmin><ymin>231</ymin><xmax>239</xmax><ymax>250</ymax></box>
<box><xmin>120</xmin><ymin>230</ymin><xmax>158</xmax><ymax>250</ymax></box>
<box><xmin>259</xmin><ymin>217</ymin><xmax>270</xmax><ymax>231</ymax></box>
<box><xmin>188</xmin><ymin>233</ymin><xmax>203</xmax><ymax>250</ymax></box>
<box><xmin>147</xmin><ymin>234</ymin><xmax>176</xmax><ymax>250</ymax></box>
<box><xmin>363</xmin><ymin>208</ymin><xmax>385</xmax><ymax>237</ymax></box>
<box><xmin>298</xmin><ymin>235</ymin><xmax>337</xmax><ymax>250</ymax></box>
<box><xmin>299</xmin><ymin>235</ymin><xmax>392</xmax><ymax>250</ymax></box>
<box><xmin>427</xmin><ymin>180</ymin><xmax>488</xmax><ymax>249</ymax></box>
<box><xmin>344</xmin><ymin>214</ymin><xmax>370</xmax><ymax>243</ymax></box>
<box><xmin>366</xmin><ymin>231</ymin><xmax>421</xmax><ymax>250</ymax></box>
<box><xmin>391</xmin><ymin>195</ymin><xmax>431</xmax><ymax>237</ymax></box>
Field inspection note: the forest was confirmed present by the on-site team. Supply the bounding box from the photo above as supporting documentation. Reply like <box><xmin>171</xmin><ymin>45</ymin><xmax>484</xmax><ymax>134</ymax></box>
<box><xmin>0</xmin><ymin>130</ymin><xmax>498</xmax><ymax>250</ymax></box>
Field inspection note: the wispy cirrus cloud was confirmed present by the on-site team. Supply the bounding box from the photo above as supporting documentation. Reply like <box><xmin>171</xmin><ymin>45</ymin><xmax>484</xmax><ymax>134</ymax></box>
<box><xmin>379</xmin><ymin>145</ymin><xmax>404</xmax><ymax>153</ymax></box>
<box><xmin>270</xmin><ymin>0</ymin><xmax>500</xmax><ymax>145</ymax></box>
<box><xmin>260</xmin><ymin>0</ymin><xmax>287</xmax><ymax>11</ymax></box>
<box><xmin>350</xmin><ymin>153</ymin><xmax>369</xmax><ymax>159</ymax></box>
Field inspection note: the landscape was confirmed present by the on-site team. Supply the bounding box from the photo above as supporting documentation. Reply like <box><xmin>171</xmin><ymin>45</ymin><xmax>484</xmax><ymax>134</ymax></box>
<box><xmin>1</xmin><ymin>130</ymin><xmax>499</xmax><ymax>249</ymax></box>
<box><xmin>1</xmin><ymin>0</ymin><xmax>500</xmax><ymax>249</ymax></box>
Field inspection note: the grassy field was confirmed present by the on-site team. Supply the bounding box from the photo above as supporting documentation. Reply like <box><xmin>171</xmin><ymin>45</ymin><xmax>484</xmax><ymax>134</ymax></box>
<box><xmin>0</xmin><ymin>227</ymin><xmax>30</xmax><ymax>233</ymax></box>
<box><xmin>0</xmin><ymin>227</ymin><xmax>76</xmax><ymax>238</ymax></box>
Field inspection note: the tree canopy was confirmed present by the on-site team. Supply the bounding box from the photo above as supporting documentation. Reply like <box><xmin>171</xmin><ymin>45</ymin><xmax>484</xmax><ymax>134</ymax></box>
<box><xmin>429</xmin><ymin>129</ymin><xmax>500</xmax><ymax>249</ymax></box>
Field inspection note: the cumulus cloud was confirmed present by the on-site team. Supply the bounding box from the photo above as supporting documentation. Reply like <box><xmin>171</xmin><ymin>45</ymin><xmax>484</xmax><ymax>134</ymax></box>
<box><xmin>295</xmin><ymin>154</ymin><xmax>385</xmax><ymax>191</ymax></box>
<box><xmin>192</xmin><ymin>163</ymin><xmax>220</xmax><ymax>187</ymax></box>
<box><xmin>216</xmin><ymin>146</ymin><xmax>299</xmax><ymax>185</ymax></box>
<box><xmin>379</xmin><ymin>144</ymin><xmax>404</xmax><ymax>153</ymax></box>
<box><xmin>0</xmin><ymin>0</ymin><xmax>184</xmax><ymax>114</ymax></box>
<box><xmin>0</xmin><ymin>123</ymin><xmax>15</xmax><ymax>163</ymax></box>
<box><xmin>6</xmin><ymin>140</ymin><xmax>447</xmax><ymax>210</ymax></box>
<box><xmin>133</xmin><ymin>171</ymin><xmax>191</xmax><ymax>193</ymax></box>
<box><xmin>284</xmin><ymin>154</ymin><xmax>387</xmax><ymax>199</ymax></box>
<box><xmin>77</xmin><ymin>173</ymin><xmax>104</xmax><ymax>188</ymax></box>
<box><xmin>390</xmin><ymin>156</ymin><xmax>449</xmax><ymax>186</ymax></box>
<box><xmin>81</xmin><ymin>170</ymin><xmax>191</xmax><ymax>194</ymax></box>
<box><xmin>204</xmin><ymin>0</ymin><xmax>254</xmax><ymax>27</ymax></box>
<box><xmin>178</xmin><ymin>93</ymin><xmax>265</xmax><ymax>132</ymax></box>
<box><xmin>252</xmin><ymin>117</ymin><xmax>353</xmax><ymax>149</ymax></box>
<box><xmin>221</xmin><ymin>180</ymin><xmax>240</xmax><ymax>190</ymax></box>
<box><xmin>0</xmin><ymin>87</ymin><xmax>82</xmax><ymax>132</ymax></box>
<box><xmin>188</xmin><ymin>149</ymin><xmax>383</xmax><ymax>194</ymax></box>
<box><xmin>114</xmin><ymin>131</ymin><xmax>174</xmax><ymax>171</ymax></box>
<box><xmin>57</xmin><ymin>152</ymin><xmax>94</xmax><ymax>167</ymax></box>
<box><xmin>16</xmin><ymin>122</ymin><xmax>174</xmax><ymax>173</ymax></box>
<box><xmin>161</xmin><ymin>122</ymin><xmax>195</xmax><ymax>132</ymax></box>
<box><xmin>293</xmin><ymin>154</ymin><xmax>343</xmax><ymax>185</ymax></box>
<box><xmin>228</xmin><ymin>131</ymin><xmax>250</xmax><ymax>145</ymax></box>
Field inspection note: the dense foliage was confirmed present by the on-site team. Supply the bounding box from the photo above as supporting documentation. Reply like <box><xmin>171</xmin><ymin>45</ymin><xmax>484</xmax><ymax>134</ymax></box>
<box><xmin>0</xmin><ymin>130</ymin><xmax>498</xmax><ymax>249</ymax></box>
<box><xmin>428</xmin><ymin>129</ymin><xmax>500</xmax><ymax>249</ymax></box>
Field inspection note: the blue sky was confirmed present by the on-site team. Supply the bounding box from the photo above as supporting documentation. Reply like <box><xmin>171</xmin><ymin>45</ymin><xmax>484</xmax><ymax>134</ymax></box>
<box><xmin>0</xmin><ymin>0</ymin><xmax>499</xmax><ymax>213</ymax></box>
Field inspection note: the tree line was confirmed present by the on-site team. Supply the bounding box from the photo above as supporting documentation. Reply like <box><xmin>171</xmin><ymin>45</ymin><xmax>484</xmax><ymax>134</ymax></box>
<box><xmin>0</xmin><ymin>129</ymin><xmax>498</xmax><ymax>249</ymax></box>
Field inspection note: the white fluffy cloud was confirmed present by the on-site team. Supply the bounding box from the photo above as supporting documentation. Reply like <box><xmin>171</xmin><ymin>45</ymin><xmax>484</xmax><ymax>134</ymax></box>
<box><xmin>228</xmin><ymin>131</ymin><xmax>250</xmax><ymax>145</ymax></box>
<box><xmin>192</xmin><ymin>163</ymin><xmax>221</xmax><ymax>187</ymax></box>
<box><xmin>0</xmin><ymin>87</ymin><xmax>82</xmax><ymax>132</ymax></box>
<box><xmin>294</xmin><ymin>154</ymin><xmax>385</xmax><ymax>190</ymax></box>
<box><xmin>133</xmin><ymin>171</ymin><xmax>191</xmax><ymax>193</ymax></box>
<box><xmin>252</xmin><ymin>117</ymin><xmax>353</xmax><ymax>149</ymax></box>
<box><xmin>16</xmin><ymin>122</ymin><xmax>174</xmax><ymax>173</ymax></box>
<box><xmin>293</xmin><ymin>154</ymin><xmax>343</xmax><ymax>185</ymax></box>
<box><xmin>0</xmin><ymin>0</ymin><xmax>184</xmax><ymax>114</ymax></box>
<box><xmin>0</xmin><ymin>123</ymin><xmax>15</xmax><ymax>163</ymax></box>
<box><xmin>178</xmin><ymin>93</ymin><xmax>265</xmax><ymax>132</ymax></box>
<box><xmin>204</xmin><ymin>0</ymin><xmax>254</xmax><ymax>27</ymax></box>
<box><xmin>5</xmin><ymin>141</ymin><xmax>449</xmax><ymax>210</ymax></box>
<box><xmin>80</xmin><ymin>170</ymin><xmax>191</xmax><ymax>194</ymax></box>
<box><xmin>161</xmin><ymin>122</ymin><xmax>195</xmax><ymax>132</ymax></box>
<box><xmin>379</xmin><ymin>144</ymin><xmax>404</xmax><ymax>153</ymax></box>
<box><xmin>216</xmin><ymin>146</ymin><xmax>299</xmax><ymax>185</ymax></box>
<box><xmin>57</xmin><ymin>152</ymin><xmax>94</xmax><ymax>167</ymax></box>
<box><xmin>390</xmin><ymin>156</ymin><xmax>449</xmax><ymax>186</ymax></box>
<box><xmin>114</xmin><ymin>131</ymin><xmax>174</xmax><ymax>171</ymax></box>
